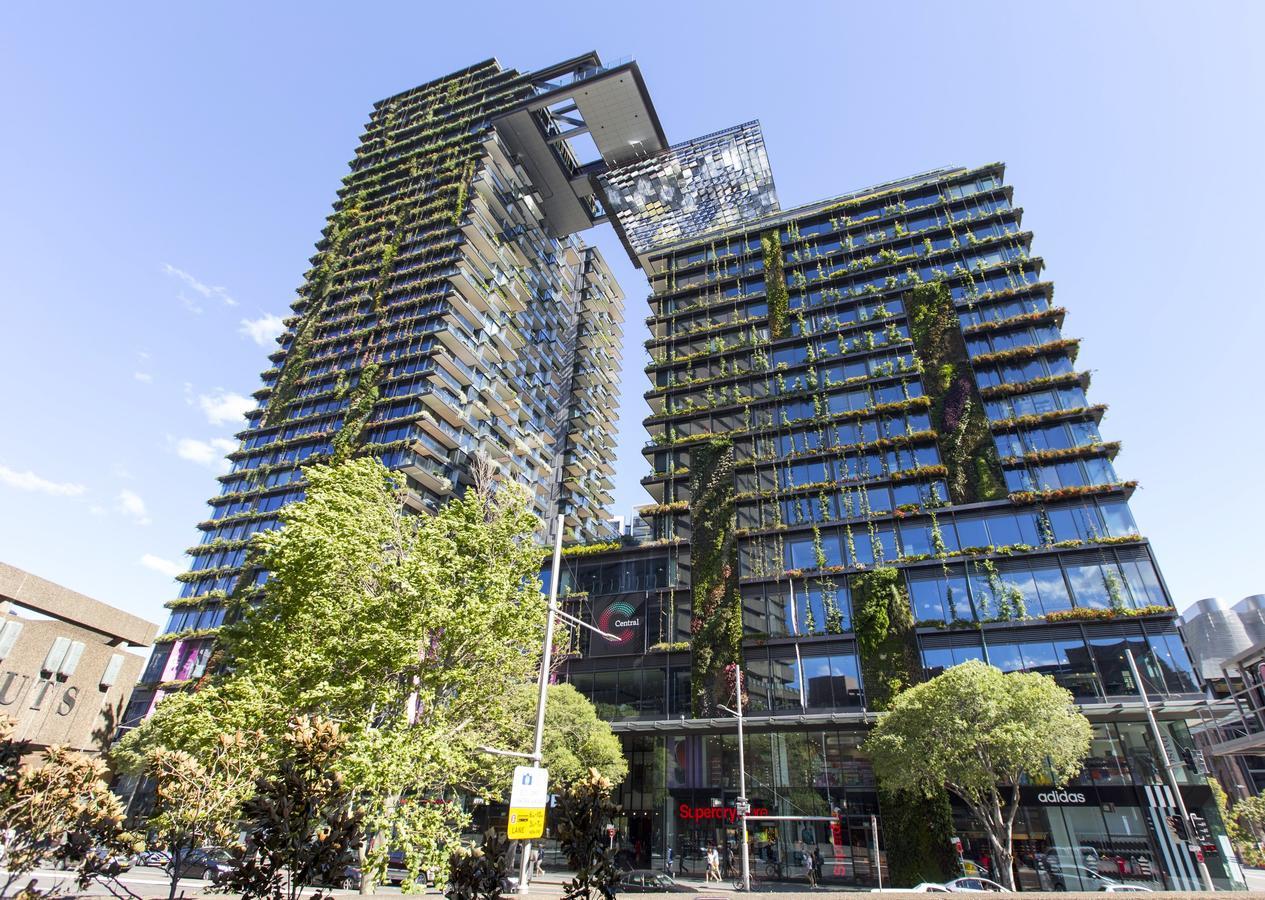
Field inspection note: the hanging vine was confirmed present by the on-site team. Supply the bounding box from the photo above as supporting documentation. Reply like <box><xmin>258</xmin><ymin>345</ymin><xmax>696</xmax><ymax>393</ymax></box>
<box><xmin>762</xmin><ymin>228</ymin><xmax>790</xmax><ymax>339</ymax></box>
<box><xmin>907</xmin><ymin>279</ymin><xmax>1005</xmax><ymax>504</ymax></box>
<box><xmin>853</xmin><ymin>566</ymin><xmax>956</xmax><ymax>884</ymax></box>
<box><xmin>688</xmin><ymin>438</ymin><xmax>743</xmax><ymax>716</ymax></box>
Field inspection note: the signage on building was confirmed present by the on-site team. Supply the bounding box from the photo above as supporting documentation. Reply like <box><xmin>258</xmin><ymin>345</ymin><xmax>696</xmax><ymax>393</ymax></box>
<box><xmin>678</xmin><ymin>802</ymin><xmax>769</xmax><ymax>824</ymax></box>
<box><xmin>1035</xmin><ymin>789</ymin><xmax>1088</xmax><ymax>805</ymax></box>
<box><xmin>588</xmin><ymin>598</ymin><xmax>645</xmax><ymax>656</ymax></box>
<box><xmin>507</xmin><ymin>765</ymin><xmax>549</xmax><ymax>840</ymax></box>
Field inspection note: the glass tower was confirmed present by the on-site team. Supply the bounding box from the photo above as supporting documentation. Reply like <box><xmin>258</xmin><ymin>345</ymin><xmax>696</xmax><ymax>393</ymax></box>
<box><xmin>128</xmin><ymin>53</ymin><xmax>653</xmax><ymax>722</ymax></box>
<box><xmin>550</xmin><ymin>164</ymin><xmax>1237</xmax><ymax>889</ymax></box>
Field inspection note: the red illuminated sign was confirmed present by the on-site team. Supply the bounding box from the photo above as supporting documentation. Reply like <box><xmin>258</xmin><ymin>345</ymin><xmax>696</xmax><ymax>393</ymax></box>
<box><xmin>677</xmin><ymin>803</ymin><xmax>769</xmax><ymax>824</ymax></box>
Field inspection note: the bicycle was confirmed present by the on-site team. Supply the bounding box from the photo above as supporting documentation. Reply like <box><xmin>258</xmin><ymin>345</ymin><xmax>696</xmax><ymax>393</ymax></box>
<box><xmin>730</xmin><ymin>862</ymin><xmax>781</xmax><ymax>891</ymax></box>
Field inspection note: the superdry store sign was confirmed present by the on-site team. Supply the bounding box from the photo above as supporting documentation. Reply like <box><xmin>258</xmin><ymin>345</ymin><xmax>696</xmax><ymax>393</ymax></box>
<box><xmin>589</xmin><ymin>597</ymin><xmax>645</xmax><ymax>656</ymax></box>
<box><xmin>679</xmin><ymin>803</ymin><xmax>770</xmax><ymax>824</ymax></box>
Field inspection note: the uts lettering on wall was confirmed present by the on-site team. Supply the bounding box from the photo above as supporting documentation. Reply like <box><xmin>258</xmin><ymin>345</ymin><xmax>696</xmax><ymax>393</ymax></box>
<box><xmin>0</xmin><ymin>672</ymin><xmax>79</xmax><ymax>716</ymax></box>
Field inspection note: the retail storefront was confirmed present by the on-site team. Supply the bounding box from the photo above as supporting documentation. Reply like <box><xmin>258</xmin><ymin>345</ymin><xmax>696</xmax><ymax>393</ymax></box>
<box><xmin>608</xmin><ymin>726</ymin><xmax>1245</xmax><ymax>890</ymax></box>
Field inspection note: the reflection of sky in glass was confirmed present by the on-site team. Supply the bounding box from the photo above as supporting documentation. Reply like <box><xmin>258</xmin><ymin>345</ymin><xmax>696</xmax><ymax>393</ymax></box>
<box><xmin>599</xmin><ymin>121</ymin><xmax>780</xmax><ymax>254</ymax></box>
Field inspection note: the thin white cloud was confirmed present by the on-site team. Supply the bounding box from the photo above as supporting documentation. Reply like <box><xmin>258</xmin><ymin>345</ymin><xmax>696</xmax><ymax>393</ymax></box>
<box><xmin>140</xmin><ymin>554</ymin><xmax>185</xmax><ymax>578</ymax></box>
<box><xmin>134</xmin><ymin>371</ymin><xmax>153</xmax><ymax>383</ymax></box>
<box><xmin>161</xmin><ymin>263</ymin><xmax>237</xmax><ymax>308</ymax></box>
<box><xmin>176</xmin><ymin>437</ymin><xmax>238</xmax><ymax>467</ymax></box>
<box><xmin>116</xmin><ymin>489</ymin><xmax>151</xmax><ymax>525</ymax></box>
<box><xmin>0</xmin><ymin>464</ymin><xmax>87</xmax><ymax>497</ymax></box>
<box><xmin>198</xmin><ymin>389</ymin><xmax>254</xmax><ymax>426</ymax></box>
<box><xmin>240</xmin><ymin>313</ymin><xmax>286</xmax><ymax>347</ymax></box>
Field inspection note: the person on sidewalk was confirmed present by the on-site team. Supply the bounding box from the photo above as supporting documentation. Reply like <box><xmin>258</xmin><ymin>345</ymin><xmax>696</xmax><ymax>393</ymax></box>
<box><xmin>706</xmin><ymin>844</ymin><xmax>720</xmax><ymax>883</ymax></box>
<box><xmin>665</xmin><ymin>846</ymin><xmax>674</xmax><ymax>875</ymax></box>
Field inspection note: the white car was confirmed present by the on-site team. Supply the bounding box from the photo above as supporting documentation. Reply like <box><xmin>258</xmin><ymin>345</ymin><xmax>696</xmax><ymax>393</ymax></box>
<box><xmin>908</xmin><ymin>883</ymin><xmax>952</xmax><ymax>892</ymax></box>
<box><xmin>1101</xmin><ymin>885</ymin><xmax>1153</xmax><ymax>893</ymax></box>
<box><xmin>943</xmin><ymin>877</ymin><xmax>1011</xmax><ymax>892</ymax></box>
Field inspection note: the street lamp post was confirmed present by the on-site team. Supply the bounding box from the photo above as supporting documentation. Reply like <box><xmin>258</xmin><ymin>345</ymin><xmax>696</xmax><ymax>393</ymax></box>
<box><xmin>479</xmin><ymin>515</ymin><xmax>620</xmax><ymax>896</ymax></box>
<box><xmin>1124</xmin><ymin>648</ymin><xmax>1215</xmax><ymax>891</ymax></box>
<box><xmin>719</xmin><ymin>666</ymin><xmax>751</xmax><ymax>892</ymax></box>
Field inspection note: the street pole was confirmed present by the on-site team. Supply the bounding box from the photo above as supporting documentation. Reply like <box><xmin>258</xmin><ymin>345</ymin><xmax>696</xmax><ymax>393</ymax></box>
<box><xmin>872</xmin><ymin>814</ymin><xmax>882</xmax><ymax>890</ymax></box>
<box><xmin>1125</xmin><ymin>648</ymin><xmax>1214</xmax><ymax>891</ymax></box>
<box><xmin>518</xmin><ymin>514</ymin><xmax>564</xmax><ymax>895</ymax></box>
<box><xmin>736</xmin><ymin>667</ymin><xmax>751</xmax><ymax>893</ymax></box>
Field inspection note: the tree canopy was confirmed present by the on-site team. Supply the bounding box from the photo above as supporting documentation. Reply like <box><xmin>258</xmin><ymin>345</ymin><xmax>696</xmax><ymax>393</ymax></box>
<box><xmin>865</xmin><ymin>660</ymin><xmax>1091</xmax><ymax>888</ymax></box>
<box><xmin>115</xmin><ymin>458</ymin><xmax>625</xmax><ymax>889</ymax></box>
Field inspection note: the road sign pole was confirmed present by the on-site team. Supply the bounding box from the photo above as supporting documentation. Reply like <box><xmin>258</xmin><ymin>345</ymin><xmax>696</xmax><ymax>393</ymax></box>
<box><xmin>1125</xmin><ymin>648</ymin><xmax>1214</xmax><ymax>891</ymax></box>
<box><xmin>736</xmin><ymin>667</ymin><xmax>751</xmax><ymax>893</ymax></box>
<box><xmin>518</xmin><ymin>514</ymin><xmax>564</xmax><ymax>895</ymax></box>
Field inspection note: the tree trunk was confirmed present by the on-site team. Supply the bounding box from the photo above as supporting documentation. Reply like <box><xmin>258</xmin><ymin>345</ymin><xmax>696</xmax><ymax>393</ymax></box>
<box><xmin>358</xmin><ymin>832</ymin><xmax>373</xmax><ymax>895</ymax></box>
<box><xmin>985</xmin><ymin>796</ymin><xmax>1016</xmax><ymax>890</ymax></box>
<box><xmin>168</xmin><ymin>845</ymin><xmax>183</xmax><ymax>900</ymax></box>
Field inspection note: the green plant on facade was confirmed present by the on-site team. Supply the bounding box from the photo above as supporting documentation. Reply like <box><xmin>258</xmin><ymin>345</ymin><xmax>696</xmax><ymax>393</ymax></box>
<box><xmin>907</xmin><ymin>280</ymin><xmax>1006</xmax><ymax>504</ymax></box>
<box><xmin>762</xmin><ymin>229</ymin><xmax>790</xmax><ymax>339</ymax></box>
<box><xmin>688</xmin><ymin>439</ymin><xmax>743</xmax><ymax>717</ymax></box>
<box><xmin>852</xmin><ymin>567</ymin><xmax>956</xmax><ymax>885</ymax></box>
<box><xmin>331</xmin><ymin>362</ymin><xmax>382</xmax><ymax>463</ymax></box>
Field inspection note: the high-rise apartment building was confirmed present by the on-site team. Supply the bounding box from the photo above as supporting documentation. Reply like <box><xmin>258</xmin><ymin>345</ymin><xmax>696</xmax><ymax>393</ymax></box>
<box><xmin>127</xmin><ymin>53</ymin><xmax>652</xmax><ymax>722</ymax></box>
<box><xmin>548</xmin><ymin>162</ymin><xmax>1241</xmax><ymax>888</ymax></box>
<box><xmin>127</xmin><ymin>49</ymin><xmax>1238</xmax><ymax>890</ymax></box>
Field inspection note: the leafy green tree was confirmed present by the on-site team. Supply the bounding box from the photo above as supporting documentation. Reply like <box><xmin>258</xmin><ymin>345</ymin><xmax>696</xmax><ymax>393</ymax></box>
<box><xmin>555</xmin><ymin>770</ymin><xmax>621</xmax><ymax>900</ymax></box>
<box><xmin>494</xmin><ymin>683</ymin><xmax>627</xmax><ymax>790</ymax></box>
<box><xmin>146</xmin><ymin>731</ymin><xmax>264</xmax><ymax>900</ymax></box>
<box><xmin>864</xmin><ymin>661</ymin><xmax>1092</xmax><ymax>889</ymax></box>
<box><xmin>118</xmin><ymin>458</ymin><xmax>549</xmax><ymax>892</ymax></box>
<box><xmin>218</xmin><ymin>716</ymin><xmax>362</xmax><ymax>900</ymax></box>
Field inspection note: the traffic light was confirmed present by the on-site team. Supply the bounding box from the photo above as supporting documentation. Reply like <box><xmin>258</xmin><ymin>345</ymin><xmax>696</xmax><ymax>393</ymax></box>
<box><xmin>1165</xmin><ymin>814</ymin><xmax>1188</xmax><ymax>840</ymax></box>
<box><xmin>1189</xmin><ymin>814</ymin><xmax>1213</xmax><ymax>844</ymax></box>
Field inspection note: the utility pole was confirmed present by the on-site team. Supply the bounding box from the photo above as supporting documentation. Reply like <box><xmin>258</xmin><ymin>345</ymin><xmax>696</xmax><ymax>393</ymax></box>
<box><xmin>719</xmin><ymin>666</ymin><xmax>751</xmax><ymax>892</ymax></box>
<box><xmin>872</xmin><ymin>814</ymin><xmax>882</xmax><ymax>890</ymax></box>
<box><xmin>517</xmin><ymin>514</ymin><xmax>564</xmax><ymax>895</ymax></box>
<box><xmin>1125</xmin><ymin>648</ymin><xmax>1214</xmax><ymax>891</ymax></box>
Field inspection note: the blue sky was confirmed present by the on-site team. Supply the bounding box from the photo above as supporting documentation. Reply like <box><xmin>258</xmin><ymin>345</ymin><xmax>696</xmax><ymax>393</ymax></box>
<box><xmin>1</xmin><ymin>2</ymin><xmax>1262</xmax><ymax>626</ymax></box>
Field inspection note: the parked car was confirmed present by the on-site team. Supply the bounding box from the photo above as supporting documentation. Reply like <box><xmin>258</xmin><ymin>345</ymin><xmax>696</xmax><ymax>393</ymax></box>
<box><xmin>943</xmin><ymin>876</ymin><xmax>1011</xmax><ymax>892</ymax></box>
<box><xmin>133</xmin><ymin>849</ymin><xmax>170</xmax><ymax>868</ymax></box>
<box><xmin>1048</xmin><ymin>865</ymin><xmax>1121</xmax><ymax>891</ymax></box>
<box><xmin>340</xmin><ymin>850</ymin><xmax>414</xmax><ymax>889</ymax></box>
<box><xmin>171</xmin><ymin>847</ymin><xmax>234</xmax><ymax>880</ymax></box>
<box><xmin>907</xmin><ymin>883</ymin><xmax>952</xmax><ymax>892</ymax></box>
<box><xmin>85</xmin><ymin>847</ymin><xmax>133</xmax><ymax>875</ymax></box>
<box><xmin>615</xmin><ymin>870</ymin><xmax>694</xmax><ymax>893</ymax></box>
<box><xmin>1101</xmin><ymin>885</ymin><xmax>1152</xmax><ymax>892</ymax></box>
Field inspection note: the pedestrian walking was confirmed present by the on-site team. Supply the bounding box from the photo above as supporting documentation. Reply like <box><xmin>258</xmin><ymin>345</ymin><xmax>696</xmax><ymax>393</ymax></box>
<box><xmin>665</xmin><ymin>846</ymin><xmax>675</xmax><ymax>875</ymax></box>
<box><xmin>706</xmin><ymin>845</ymin><xmax>721</xmax><ymax>883</ymax></box>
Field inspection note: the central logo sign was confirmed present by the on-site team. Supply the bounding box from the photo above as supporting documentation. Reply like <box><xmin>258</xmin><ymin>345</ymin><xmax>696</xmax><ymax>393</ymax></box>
<box><xmin>597</xmin><ymin>601</ymin><xmax>639</xmax><ymax>645</ymax></box>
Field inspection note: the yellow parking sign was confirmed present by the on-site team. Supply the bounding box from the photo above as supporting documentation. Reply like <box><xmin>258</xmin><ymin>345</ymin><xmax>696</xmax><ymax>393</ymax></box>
<box><xmin>508</xmin><ymin>807</ymin><xmax>546</xmax><ymax>840</ymax></box>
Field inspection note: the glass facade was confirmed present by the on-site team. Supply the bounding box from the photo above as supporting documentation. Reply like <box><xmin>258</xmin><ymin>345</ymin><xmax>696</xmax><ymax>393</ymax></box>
<box><xmin>131</xmin><ymin>57</ymin><xmax>630</xmax><ymax>721</ymax></box>
<box><xmin>547</xmin><ymin>163</ymin><xmax>1241</xmax><ymax>889</ymax></box>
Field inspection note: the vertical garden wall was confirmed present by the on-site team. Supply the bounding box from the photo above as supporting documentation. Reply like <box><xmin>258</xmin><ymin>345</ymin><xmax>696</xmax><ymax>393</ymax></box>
<box><xmin>689</xmin><ymin>438</ymin><xmax>743</xmax><ymax>716</ymax></box>
<box><xmin>853</xmin><ymin>567</ymin><xmax>957</xmax><ymax>885</ymax></box>
<box><xmin>907</xmin><ymin>280</ymin><xmax>1005</xmax><ymax>504</ymax></box>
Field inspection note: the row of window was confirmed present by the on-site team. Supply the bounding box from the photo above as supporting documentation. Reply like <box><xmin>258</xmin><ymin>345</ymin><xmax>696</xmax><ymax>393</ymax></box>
<box><xmin>566</xmin><ymin>630</ymin><xmax>1192</xmax><ymax>721</ymax></box>
<box><xmin>1003</xmin><ymin>456</ymin><xmax>1119</xmax><ymax>493</ymax></box>
<box><xmin>975</xmin><ymin>351</ymin><xmax>1074</xmax><ymax>389</ymax></box>
<box><xmin>985</xmin><ymin>385</ymin><xmax>1089</xmax><ymax>421</ymax></box>
<box><xmin>660</xmin><ymin>175</ymin><xmax>1003</xmax><ymax>275</ymax></box>
<box><xmin>734</xmin><ymin>480</ymin><xmax>948</xmax><ymax>531</ymax></box>
<box><xmin>994</xmin><ymin>420</ymin><xmax>1103</xmax><ymax>458</ymax></box>
<box><xmin>966</xmin><ymin>323</ymin><xmax>1063</xmax><ymax>358</ymax></box>
<box><xmin>162</xmin><ymin>603</ymin><xmax>226</xmax><ymax>636</ymax></box>
<box><xmin>765</xmin><ymin>498</ymin><xmax>1139</xmax><ymax>576</ymax></box>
